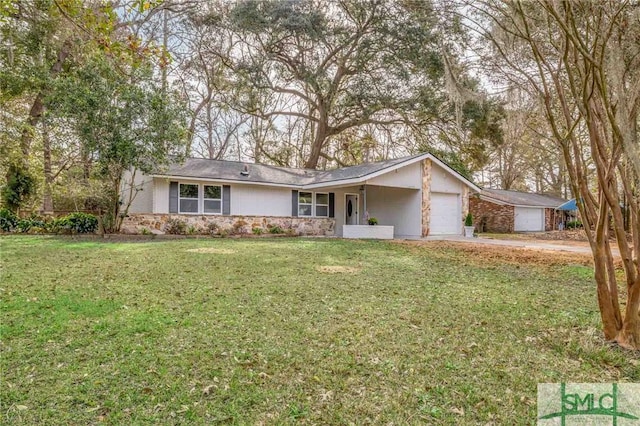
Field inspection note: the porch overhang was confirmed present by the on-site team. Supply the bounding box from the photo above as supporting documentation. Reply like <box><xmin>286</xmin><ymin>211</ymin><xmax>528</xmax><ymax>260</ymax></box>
<box><xmin>301</xmin><ymin>153</ymin><xmax>480</xmax><ymax>192</ymax></box>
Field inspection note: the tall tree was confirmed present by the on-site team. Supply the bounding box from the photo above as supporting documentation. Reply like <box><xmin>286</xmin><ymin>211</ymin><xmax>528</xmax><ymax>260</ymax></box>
<box><xmin>1</xmin><ymin>0</ymin><xmax>186</xmax><ymax>219</ymax></box>
<box><xmin>48</xmin><ymin>55</ymin><xmax>187</xmax><ymax>231</ymax></box>
<box><xmin>203</xmin><ymin>0</ymin><xmax>447</xmax><ymax>168</ymax></box>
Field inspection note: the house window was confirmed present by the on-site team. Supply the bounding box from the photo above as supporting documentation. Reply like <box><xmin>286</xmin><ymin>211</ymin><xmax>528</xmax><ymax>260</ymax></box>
<box><xmin>298</xmin><ymin>191</ymin><xmax>313</xmax><ymax>216</ymax></box>
<box><xmin>179</xmin><ymin>184</ymin><xmax>199</xmax><ymax>213</ymax></box>
<box><xmin>203</xmin><ymin>185</ymin><xmax>222</xmax><ymax>214</ymax></box>
<box><xmin>315</xmin><ymin>193</ymin><xmax>329</xmax><ymax>217</ymax></box>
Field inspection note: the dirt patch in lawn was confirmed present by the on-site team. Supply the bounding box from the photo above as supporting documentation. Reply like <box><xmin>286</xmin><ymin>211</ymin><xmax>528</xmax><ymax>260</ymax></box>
<box><xmin>316</xmin><ymin>265</ymin><xmax>361</xmax><ymax>274</ymax></box>
<box><xmin>186</xmin><ymin>248</ymin><xmax>237</xmax><ymax>254</ymax></box>
<box><xmin>396</xmin><ymin>240</ymin><xmax>600</xmax><ymax>267</ymax></box>
<box><xmin>479</xmin><ymin>230</ymin><xmax>618</xmax><ymax>244</ymax></box>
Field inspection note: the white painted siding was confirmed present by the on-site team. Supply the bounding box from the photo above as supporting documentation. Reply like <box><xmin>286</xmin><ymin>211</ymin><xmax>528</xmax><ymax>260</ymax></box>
<box><xmin>123</xmin><ymin>169</ymin><xmax>154</xmax><ymax>213</ymax></box>
<box><xmin>431</xmin><ymin>163</ymin><xmax>464</xmax><ymax>193</ymax></box>
<box><xmin>231</xmin><ymin>184</ymin><xmax>292</xmax><ymax>216</ymax></box>
<box><xmin>367</xmin><ymin>162</ymin><xmax>421</xmax><ymax>188</ymax></box>
<box><xmin>154</xmin><ymin>178</ymin><xmax>169</xmax><ymax>213</ymax></box>
<box><xmin>151</xmin><ymin>179</ymin><xmax>293</xmax><ymax>216</ymax></box>
<box><xmin>365</xmin><ymin>186</ymin><xmax>422</xmax><ymax>237</ymax></box>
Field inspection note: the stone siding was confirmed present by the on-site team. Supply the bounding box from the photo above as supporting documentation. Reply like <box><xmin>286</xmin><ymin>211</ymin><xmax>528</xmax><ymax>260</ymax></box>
<box><xmin>461</xmin><ymin>187</ymin><xmax>469</xmax><ymax>224</ymax></box>
<box><xmin>421</xmin><ymin>159</ymin><xmax>432</xmax><ymax>237</ymax></box>
<box><xmin>469</xmin><ymin>196</ymin><xmax>514</xmax><ymax>233</ymax></box>
<box><xmin>121</xmin><ymin>214</ymin><xmax>335</xmax><ymax>236</ymax></box>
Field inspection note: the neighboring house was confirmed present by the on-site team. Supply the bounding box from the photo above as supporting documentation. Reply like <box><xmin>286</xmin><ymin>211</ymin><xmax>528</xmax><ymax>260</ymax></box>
<box><xmin>469</xmin><ymin>189</ymin><xmax>567</xmax><ymax>233</ymax></box>
<box><xmin>123</xmin><ymin>153</ymin><xmax>480</xmax><ymax>238</ymax></box>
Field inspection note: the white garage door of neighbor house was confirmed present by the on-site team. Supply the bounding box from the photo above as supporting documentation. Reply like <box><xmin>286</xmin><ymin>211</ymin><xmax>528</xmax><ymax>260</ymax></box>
<box><xmin>430</xmin><ymin>193</ymin><xmax>460</xmax><ymax>235</ymax></box>
<box><xmin>514</xmin><ymin>207</ymin><xmax>544</xmax><ymax>231</ymax></box>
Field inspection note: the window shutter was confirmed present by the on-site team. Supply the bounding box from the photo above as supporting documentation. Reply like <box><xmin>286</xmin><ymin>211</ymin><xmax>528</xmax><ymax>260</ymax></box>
<box><xmin>292</xmin><ymin>190</ymin><xmax>298</xmax><ymax>217</ymax></box>
<box><xmin>222</xmin><ymin>185</ymin><xmax>231</xmax><ymax>215</ymax></box>
<box><xmin>328</xmin><ymin>192</ymin><xmax>335</xmax><ymax>218</ymax></box>
<box><xmin>169</xmin><ymin>181</ymin><xmax>178</xmax><ymax>213</ymax></box>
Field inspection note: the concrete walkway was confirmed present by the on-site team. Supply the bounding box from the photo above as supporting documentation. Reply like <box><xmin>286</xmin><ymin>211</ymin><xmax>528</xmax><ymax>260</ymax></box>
<box><xmin>424</xmin><ymin>235</ymin><xmax>617</xmax><ymax>256</ymax></box>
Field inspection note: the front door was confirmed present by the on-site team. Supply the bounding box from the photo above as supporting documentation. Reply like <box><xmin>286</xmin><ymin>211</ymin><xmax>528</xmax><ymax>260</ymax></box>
<box><xmin>345</xmin><ymin>194</ymin><xmax>359</xmax><ymax>225</ymax></box>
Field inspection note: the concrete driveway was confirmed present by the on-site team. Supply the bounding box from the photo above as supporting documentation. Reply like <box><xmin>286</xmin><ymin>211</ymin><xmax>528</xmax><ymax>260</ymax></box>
<box><xmin>425</xmin><ymin>235</ymin><xmax>619</xmax><ymax>257</ymax></box>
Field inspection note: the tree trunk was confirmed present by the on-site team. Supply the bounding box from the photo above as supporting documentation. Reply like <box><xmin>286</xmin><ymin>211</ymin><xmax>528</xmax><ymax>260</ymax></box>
<box><xmin>20</xmin><ymin>40</ymin><xmax>72</xmax><ymax>165</ymax></box>
<box><xmin>304</xmin><ymin>106</ymin><xmax>328</xmax><ymax>169</ymax></box>
<box><xmin>42</xmin><ymin>121</ymin><xmax>54</xmax><ymax>214</ymax></box>
<box><xmin>617</xmin><ymin>276</ymin><xmax>640</xmax><ymax>349</ymax></box>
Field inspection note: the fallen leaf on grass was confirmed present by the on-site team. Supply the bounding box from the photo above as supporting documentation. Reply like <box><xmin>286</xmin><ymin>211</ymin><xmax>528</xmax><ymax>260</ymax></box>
<box><xmin>451</xmin><ymin>407</ymin><xmax>465</xmax><ymax>416</ymax></box>
<box><xmin>16</xmin><ymin>405</ymin><xmax>28</xmax><ymax>411</ymax></box>
<box><xmin>203</xmin><ymin>384</ymin><xmax>217</xmax><ymax>396</ymax></box>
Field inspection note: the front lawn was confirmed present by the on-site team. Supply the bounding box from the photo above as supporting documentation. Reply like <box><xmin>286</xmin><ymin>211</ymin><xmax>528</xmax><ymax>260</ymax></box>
<box><xmin>1</xmin><ymin>236</ymin><xmax>637</xmax><ymax>424</ymax></box>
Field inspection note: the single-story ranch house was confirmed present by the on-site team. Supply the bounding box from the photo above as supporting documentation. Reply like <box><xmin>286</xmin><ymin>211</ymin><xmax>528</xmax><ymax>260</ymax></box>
<box><xmin>123</xmin><ymin>153</ymin><xmax>480</xmax><ymax>238</ymax></box>
<box><xmin>469</xmin><ymin>189</ymin><xmax>567</xmax><ymax>233</ymax></box>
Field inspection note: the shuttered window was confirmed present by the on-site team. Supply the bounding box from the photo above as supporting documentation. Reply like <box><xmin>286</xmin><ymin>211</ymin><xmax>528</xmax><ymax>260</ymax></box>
<box><xmin>179</xmin><ymin>184</ymin><xmax>199</xmax><ymax>213</ymax></box>
<box><xmin>315</xmin><ymin>193</ymin><xmax>329</xmax><ymax>217</ymax></box>
<box><xmin>203</xmin><ymin>185</ymin><xmax>222</xmax><ymax>214</ymax></box>
<box><xmin>172</xmin><ymin>183</ymin><xmax>229</xmax><ymax>214</ymax></box>
<box><xmin>298</xmin><ymin>192</ymin><xmax>313</xmax><ymax>216</ymax></box>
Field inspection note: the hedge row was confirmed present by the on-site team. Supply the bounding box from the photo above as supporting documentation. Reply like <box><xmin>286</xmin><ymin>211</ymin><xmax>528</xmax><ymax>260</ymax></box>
<box><xmin>0</xmin><ymin>209</ymin><xmax>98</xmax><ymax>234</ymax></box>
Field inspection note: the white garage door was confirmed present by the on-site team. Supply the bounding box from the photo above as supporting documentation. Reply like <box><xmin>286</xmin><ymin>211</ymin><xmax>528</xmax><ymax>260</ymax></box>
<box><xmin>514</xmin><ymin>207</ymin><xmax>544</xmax><ymax>231</ymax></box>
<box><xmin>430</xmin><ymin>193</ymin><xmax>460</xmax><ymax>235</ymax></box>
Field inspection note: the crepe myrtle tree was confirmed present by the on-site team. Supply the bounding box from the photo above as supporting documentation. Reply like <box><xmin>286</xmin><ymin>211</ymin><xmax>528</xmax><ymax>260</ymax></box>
<box><xmin>473</xmin><ymin>0</ymin><xmax>640</xmax><ymax>349</ymax></box>
<box><xmin>48</xmin><ymin>56</ymin><xmax>188</xmax><ymax>232</ymax></box>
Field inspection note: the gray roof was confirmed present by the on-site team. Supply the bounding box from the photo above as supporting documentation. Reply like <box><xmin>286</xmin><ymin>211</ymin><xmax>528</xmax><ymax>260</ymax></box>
<box><xmin>154</xmin><ymin>153</ymin><xmax>437</xmax><ymax>187</ymax></box>
<box><xmin>309</xmin><ymin>153</ymin><xmax>427</xmax><ymax>184</ymax></box>
<box><xmin>481</xmin><ymin>189</ymin><xmax>567</xmax><ymax>208</ymax></box>
<box><xmin>155</xmin><ymin>158</ymin><xmax>319</xmax><ymax>186</ymax></box>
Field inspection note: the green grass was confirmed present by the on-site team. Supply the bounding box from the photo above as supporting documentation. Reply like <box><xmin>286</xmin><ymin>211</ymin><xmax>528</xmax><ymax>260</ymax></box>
<box><xmin>1</xmin><ymin>236</ymin><xmax>637</xmax><ymax>424</ymax></box>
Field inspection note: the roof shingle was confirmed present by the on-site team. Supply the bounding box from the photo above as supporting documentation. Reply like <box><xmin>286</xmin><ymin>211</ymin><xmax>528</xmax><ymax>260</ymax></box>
<box><xmin>154</xmin><ymin>153</ymin><xmax>429</xmax><ymax>187</ymax></box>
<box><xmin>481</xmin><ymin>189</ymin><xmax>567</xmax><ymax>208</ymax></box>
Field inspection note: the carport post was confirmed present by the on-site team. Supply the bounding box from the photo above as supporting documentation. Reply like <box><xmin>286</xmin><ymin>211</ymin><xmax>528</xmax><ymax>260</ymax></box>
<box><xmin>363</xmin><ymin>185</ymin><xmax>367</xmax><ymax>220</ymax></box>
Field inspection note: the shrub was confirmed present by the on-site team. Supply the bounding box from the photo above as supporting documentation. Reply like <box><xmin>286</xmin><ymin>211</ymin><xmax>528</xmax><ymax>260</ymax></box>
<box><xmin>1</xmin><ymin>164</ymin><xmax>35</xmax><ymax>212</ymax></box>
<box><xmin>15</xmin><ymin>215</ymin><xmax>47</xmax><ymax>233</ymax></box>
<box><xmin>566</xmin><ymin>220</ymin><xmax>583</xmax><ymax>229</ymax></box>
<box><xmin>268</xmin><ymin>224</ymin><xmax>284</xmax><ymax>234</ymax></box>
<box><xmin>165</xmin><ymin>217</ymin><xmax>187</xmax><ymax>235</ymax></box>
<box><xmin>367</xmin><ymin>217</ymin><xmax>378</xmax><ymax>226</ymax></box>
<box><xmin>464</xmin><ymin>213</ymin><xmax>473</xmax><ymax>227</ymax></box>
<box><xmin>0</xmin><ymin>208</ymin><xmax>17</xmax><ymax>232</ymax></box>
<box><xmin>0</xmin><ymin>211</ymin><xmax>97</xmax><ymax>234</ymax></box>
<box><xmin>252</xmin><ymin>227</ymin><xmax>263</xmax><ymax>235</ymax></box>
<box><xmin>62</xmin><ymin>212</ymin><xmax>98</xmax><ymax>234</ymax></box>
<box><xmin>45</xmin><ymin>217</ymin><xmax>67</xmax><ymax>234</ymax></box>
<box><xmin>16</xmin><ymin>219</ymin><xmax>32</xmax><ymax>233</ymax></box>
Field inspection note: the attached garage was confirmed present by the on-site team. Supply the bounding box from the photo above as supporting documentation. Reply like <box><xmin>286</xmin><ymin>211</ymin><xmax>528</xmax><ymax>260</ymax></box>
<box><xmin>430</xmin><ymin>192</ymin><xmax>460</xmax><ymax>235</ymax></box>
<box><xmin>514</xmin><ymin>207</ymin><xmax>544</xmax><ymax>232</ymax></box>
